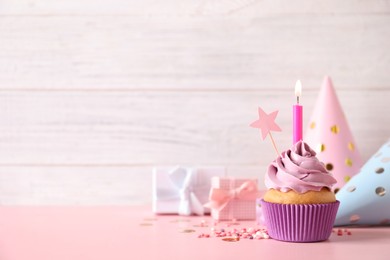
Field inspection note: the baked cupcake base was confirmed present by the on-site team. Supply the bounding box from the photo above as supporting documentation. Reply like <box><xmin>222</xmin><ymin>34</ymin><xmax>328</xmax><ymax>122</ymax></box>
<box><xmin>260</xmin><ymin>199</ymin><xmax>340</xmax><ymax>242</ymax></box>
<box><xmin>263</xmin><ymin>188</ymin><xmax>336</xmax><ymax>204</ymax></box>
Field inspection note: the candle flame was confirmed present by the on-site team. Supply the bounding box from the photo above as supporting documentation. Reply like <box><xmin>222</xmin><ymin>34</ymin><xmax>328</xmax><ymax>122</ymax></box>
<box><xmin>295</xmin><ymin>80</ymin><xmax>302</xmax><ymax>97</ymax></box>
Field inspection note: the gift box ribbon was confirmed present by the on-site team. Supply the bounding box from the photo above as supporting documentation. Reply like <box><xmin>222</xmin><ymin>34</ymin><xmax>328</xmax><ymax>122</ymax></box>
<box><xmin>205</xmin><ymin>179</ymin><xmax>260</xmax><ymax>212</ymax></box>
<box><xmin>156</xmin><ymin>166</ymin><xmax>207</xmax><ymax>216</ymax></box>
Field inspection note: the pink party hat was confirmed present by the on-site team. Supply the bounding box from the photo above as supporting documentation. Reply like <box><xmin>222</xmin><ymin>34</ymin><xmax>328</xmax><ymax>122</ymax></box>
<box><xmin>305</xmin><ymin>76</ymin><xmax>363</xmax><ymax>192</ymax></box>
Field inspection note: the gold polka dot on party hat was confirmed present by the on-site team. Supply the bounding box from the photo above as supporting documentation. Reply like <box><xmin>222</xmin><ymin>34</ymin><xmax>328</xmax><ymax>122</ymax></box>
<box><xmin>381</xmin><ymin>157</ymin><xmax>390</xmax><ymax>163</ymax></box>
<box><xmin>310</xmin><ymin>122</ymin><xmax>316</xmax><ymax>129</ymax></box>
<box><xmin>344</xmin><ymin>176</ymin><xmax>351</xmax><ymax>183</ymax></box>
<box><xmin>348</xmin><ymin>142</ymin><xmax>355</xmax><ymax>151</ymax></box>
<box><xmin>330</xmin><ymin>125</ymin><xmax>339</xmax><ymax>134</ymax></box>
<box><xmin>317</xmin><ymin>143</ymin><xmax>325</xmax><ymax>152</ymax></box>
<box><xmin>376</xmin><ymin>187</ymin><xmax>386</xmax><ymax>196</ymax></box>
<box><xmin>376</xmin><ymin>167</ymin><xmax>385</xmax><ymax>174</ymax></box>
<box><xmin>326</xmin><ymin>163</ymin><xmax>333</xmax><ymax>171</ymax></box>
<box><xmin>345</xmin><ymin>158</ymin><xmax>353</xmax><ymax>167</ymax></box>
<box><xmin>350</xmin><ymin>214</ymin><xmax>360</xmax><ymax>223</ymax></box>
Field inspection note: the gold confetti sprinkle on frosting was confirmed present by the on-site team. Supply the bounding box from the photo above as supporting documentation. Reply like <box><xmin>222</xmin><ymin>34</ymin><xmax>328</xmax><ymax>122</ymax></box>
<box><xmin>310</xmin><ymin>122</ymin><xmax>316</xmax><ymax>129</ymax></box>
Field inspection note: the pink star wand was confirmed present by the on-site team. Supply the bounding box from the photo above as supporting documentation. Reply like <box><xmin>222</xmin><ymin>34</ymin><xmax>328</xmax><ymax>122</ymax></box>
<box><xmin>250</xmin><ymin>107</ymin><xmax>282</xmax><ymax>156</ymax></box>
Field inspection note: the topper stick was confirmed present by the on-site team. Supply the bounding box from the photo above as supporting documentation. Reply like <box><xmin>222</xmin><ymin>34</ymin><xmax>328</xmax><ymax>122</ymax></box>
<box><xmin>268</xmin><ymin>132</ymin><xmax>280</xmax><ymax>156</ymax></box>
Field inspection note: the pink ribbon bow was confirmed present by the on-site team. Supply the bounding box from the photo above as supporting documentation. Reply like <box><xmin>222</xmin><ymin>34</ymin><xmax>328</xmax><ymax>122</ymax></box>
<box><xmin>204</xmin><ymin>180</ymin><xmax>260</xmax><ymax>211</ymax></box>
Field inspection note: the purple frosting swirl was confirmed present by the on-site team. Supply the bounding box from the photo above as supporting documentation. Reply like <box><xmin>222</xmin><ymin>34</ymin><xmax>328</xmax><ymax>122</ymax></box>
<box><xmin>265</xmin><ymin>141</ymin><xmax>337</xmax><ymax>193</ymax></box>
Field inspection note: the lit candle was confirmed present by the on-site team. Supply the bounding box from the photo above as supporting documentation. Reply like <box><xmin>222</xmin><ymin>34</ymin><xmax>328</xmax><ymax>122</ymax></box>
<box><xmin>293</xmin><ymin>80</ymin><xmax>303</xmax><ymax>144</ymax></box>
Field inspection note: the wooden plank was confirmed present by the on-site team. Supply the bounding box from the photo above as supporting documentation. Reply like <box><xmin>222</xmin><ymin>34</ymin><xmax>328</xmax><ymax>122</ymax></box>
<box><xmin>0</xmin><ymin>0</ymin><xmax>389</xmax><ymax>15</ymax></box>
<box><xmin>0</xmin><ymin>89</ymin><xmax>387</xmax><ymax>166</ymax></box>
<box><xmin>0</xmin><ymin>165</ymin><xmax>266</xmax><ymax>205</ymax></box>
<box><xmin>0</xmin><ymin>15</ymin><xmax>389</xmax><ymax>90</ymax></box>
<box><xmin>0</xmin><ymin>166</ymin><xmax>152</xmax><ymax>205</ymax></box>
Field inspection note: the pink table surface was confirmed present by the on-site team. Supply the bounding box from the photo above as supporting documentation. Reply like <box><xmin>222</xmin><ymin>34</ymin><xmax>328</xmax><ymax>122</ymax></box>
<box><xmin>0</xmin><ymin>206</ymin><xmax>389</xmax><ymax>260</ymax></box>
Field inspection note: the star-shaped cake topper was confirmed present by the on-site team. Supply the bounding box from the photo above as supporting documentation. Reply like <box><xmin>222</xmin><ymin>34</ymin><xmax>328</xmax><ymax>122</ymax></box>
<box><xmin>250</xmin><ymin>107</ymin><xmax>282</xmax><ymax>155</ymax></box>
<box><xmin>250</xmin><ymin>108</ymin><xmax>282</xmax><ymax>139</ymax></box>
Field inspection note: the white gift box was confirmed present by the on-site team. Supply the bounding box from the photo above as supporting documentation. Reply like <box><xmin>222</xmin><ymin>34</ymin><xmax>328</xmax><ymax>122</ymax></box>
<box><xmin>152</xmin><ymin>166</ymin><xmax>226</xmax><ymax>216</ymax></box>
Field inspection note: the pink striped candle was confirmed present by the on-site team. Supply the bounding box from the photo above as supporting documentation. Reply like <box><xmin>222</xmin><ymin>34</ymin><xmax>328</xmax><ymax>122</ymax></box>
<box><xmin>293</xmin><ymin>80</ymin><xmax>303</xmax><ymax>144</ymax></box>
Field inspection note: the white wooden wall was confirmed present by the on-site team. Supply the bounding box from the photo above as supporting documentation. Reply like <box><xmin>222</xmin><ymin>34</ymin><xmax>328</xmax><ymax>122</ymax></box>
<box><xmin>0</xmin><ymin>0</ymin><xmax>389</xmax><ymax>205</ymax></box>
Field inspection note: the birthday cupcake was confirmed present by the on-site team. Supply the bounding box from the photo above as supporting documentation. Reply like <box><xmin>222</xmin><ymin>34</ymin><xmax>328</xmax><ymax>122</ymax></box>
<box><xmin>261</xmin><ymin>141</ymin><xmax>339</xmax><ymax>242</ymax></box>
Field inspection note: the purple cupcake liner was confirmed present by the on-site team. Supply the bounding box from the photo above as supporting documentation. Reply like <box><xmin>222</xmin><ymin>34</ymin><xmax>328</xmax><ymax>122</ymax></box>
<box><xmin>260</xmin><ymin>199</ymin><xmax>340</xmax><ymax>242</ymax></box>
<box><xmin>256</xmin><ymin>198</ymin><xmax>265</xmax><ymax>226</ymax></box>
